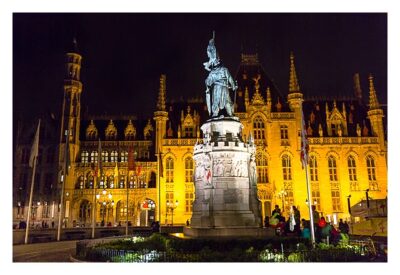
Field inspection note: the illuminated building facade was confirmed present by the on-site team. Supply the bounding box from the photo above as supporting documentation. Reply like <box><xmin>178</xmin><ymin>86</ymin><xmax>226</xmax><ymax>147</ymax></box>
<box><xmin>13</xmin><ymin>45</ymin><xmax>387</xmax><ymax>228</ymax></box>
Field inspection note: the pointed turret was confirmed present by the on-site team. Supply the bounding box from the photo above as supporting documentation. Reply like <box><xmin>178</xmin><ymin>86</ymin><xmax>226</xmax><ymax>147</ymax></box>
<box><xmin>368</xmin><ymin>74</ymin><xmax>380</xmax><ymax>110</ymax></box>
<box><xmin>367</xmin><ymin>74</ymin><xmax>385</xmax><ymax>150</ymax></box>
<box><xmin>289</xmin><ymin>51</ymin><xmax>300</xmax><ymax>93</ymax></box>
<box><xmin>153</xmin><ymin>74</ymin><xmax>169</xmax><ymax>154</ymax></box>
<box><xmin>157</xmin><ymin>74</ymin><xmax>167</xmax><ymax>111</ymax></box>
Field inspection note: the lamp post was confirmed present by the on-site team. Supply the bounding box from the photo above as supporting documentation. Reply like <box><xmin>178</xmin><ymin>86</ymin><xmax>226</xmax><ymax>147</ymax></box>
<box><xmin>278</xmin><ymin>190</ymin><xmax>287</xmax><ymax>213</ymax></box>
<box><xmin>365</xmin><ymin>189</ymin><xmax>370</xmax><ymax>208</ymax></box>
<box><xmin>96</xmin><ymin>189</ymin><xmax>114</xmax><ymax>226</ymax></box>
<box><xmin>167</xmin><ymin>200</ymin><xmax>178</xmax><ymax>226</ymax></box>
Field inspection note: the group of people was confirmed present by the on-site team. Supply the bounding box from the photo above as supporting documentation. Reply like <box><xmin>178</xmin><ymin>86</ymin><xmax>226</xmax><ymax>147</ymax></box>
<box><xmin>265</xmin><ymin>204</ymin><xmax>351</xmax><ymax>245</ymax></box>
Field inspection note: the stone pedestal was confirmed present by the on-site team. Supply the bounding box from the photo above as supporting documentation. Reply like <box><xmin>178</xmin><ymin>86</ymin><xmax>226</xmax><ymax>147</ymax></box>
<box><xmin>184</xmin><ymin>117</ymin><xmax>262</xmax><ymax>237</ymax></box>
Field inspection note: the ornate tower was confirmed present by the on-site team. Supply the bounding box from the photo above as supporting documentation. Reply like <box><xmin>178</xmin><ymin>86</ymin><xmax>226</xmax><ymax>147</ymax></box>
<box><xmin>59</xmin><ymin>38</ymin><xmax>82</xmax><ymax>166</ymax></box>
<box><xmin>153</xmin><ymin>74</ymin><xmax>169</xmax><ymax>154</ymax></box>
<box><xmin>286</xmin><ymin>52</ymin><xmax>304</xmax><ymax>153</ymax></box>
<box><xmin>367</xmin><ymin>74</ymin><xmax>385</xmax><ymax>150</ymax></box>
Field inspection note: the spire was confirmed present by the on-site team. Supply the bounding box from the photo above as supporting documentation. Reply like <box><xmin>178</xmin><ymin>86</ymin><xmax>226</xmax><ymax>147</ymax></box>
<box><xmin>289</xmin><ymin>51</ymin><xmax>300</xmax><ymax>93</ymax></box>
<box><xmin>157</xmin><ymin>74</ymin><xmax>167</xmax><ymax>111</ymax></box>
<box><xmin>368</xmin><ymin>74</ymin><xmax>380</xmax><ymax>110</ymax></box>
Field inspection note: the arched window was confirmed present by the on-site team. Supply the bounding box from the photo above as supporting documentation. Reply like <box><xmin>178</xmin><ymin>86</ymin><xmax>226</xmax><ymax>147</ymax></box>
<box><xmin>81</xmin><ymin>151</ymin><xmax>89</xmax><ymax>163</ymax></box>
<box><xmin>185</xmin><ymin>157</ymin><xmax>193</xmax><ymax>183</ymax></box>
<box><xmin>108</xmin><ymin>175</ymin><xmax>114</xmax><ymax>189</ymax></box>
<box><xmin>119</xmin><ymin>175</ymin><xmax>125</xmax><ymax>189</ymax></box>
<box><xmin>166</xmin><ymin>157</ymin><xmax>174</xmax><ymax>183</ymax></box>
<box><xmin>282</xmin><ymin>154</ymin><xmax>292</xmax><ymax>181</ymax></box>
<box><xmin>110</xmin><ymin>151</ymin><xmax>118</xmax><ymax>162</ymax></box>
<box><xmin>120</xmin><ymin>151</ymin><xmax>128</xmax><ymax>162</ymax></box>
<box><xmin>253</xmin><ymin>116</ymin><xmax>265</xmax><ymax>141</ymax></box>
<box><xmin>348</xmin><ymin>156</ymin><xmax>358</xmax><ymax>191</ymax></box>
<box><xmin>91</xmin><ymin>151</ymin><xmax>98</xmax><ymax>163</ymax></box>
<box><xmin>256</xmin><ymin>153</ymin><xmax>268</xmax><ymax>183</ymax></box>
<box><xmin>328</xmin><ymin>156</ymin><xmax>341</xmax><ymax>211</ymax></box>
<box><xmin>309</xmin><ymin>156</ymin><xmax>321</xmax><ymax>211</ymax></box>
<box><xmin>328</xmin><ymin>156</ymin><xmax>338</xmax><ymax>182</ymax></box>
<box><xmin>87</xmin><ymin>175</ymin><xmax>94</xmax><ymax>189</ymax></box>
<box><xmin>309</xmin><ymin>156</ymin><xmax>318</xmax><ymax>182</ymax></box>
<box><xmin>76</xmin><ymin>175</ymin><xmax>84</xmax><ymax>189</ymax></box>
<box><xmin>102</xmin><ymin>151</ymin><xmax>108</xmax><ymax>163</ymax></box>
<box><xmin>366</xmin><ymin>155</ymin><xmax>378</xmax><ymax>191</ymax></box>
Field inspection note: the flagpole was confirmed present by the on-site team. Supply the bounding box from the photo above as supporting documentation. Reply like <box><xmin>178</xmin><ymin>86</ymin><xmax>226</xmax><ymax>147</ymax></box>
<box><xmin>304</xmin><ymin>161</ymin><xmax>316</xmax><ymax>246</ymax></box>
<box><xmin>301</xmin><ymin>106</ymin><xmax>316</xmax><ymax>246</ymax></box>
<box><xmin>91</xmin><ymin>175</ymin><xmax>97</xmax><ymax>238</ymax></box>
<box><xmin>25</xmin><ymin>119</ymin><xmax>41</xmax><ymax>244</ymax></box>
<box><xmin>25</xmin><ymin>155</ymin><xmax>37</xmax><ymax>244</ymax></box>
<box><xmin>125</xmin><ymin>170</ymin><xmax>129</xmax><ymax>236</ymax></box>
<box><xmin>57</xmin><ymin>129</ymin><xmax>69</xmax><ymax>241</ymax></box>
<box><xmin>158</xmin><ymin>150</ymin><xmax>161</xmax><ymax>231</ymax></box>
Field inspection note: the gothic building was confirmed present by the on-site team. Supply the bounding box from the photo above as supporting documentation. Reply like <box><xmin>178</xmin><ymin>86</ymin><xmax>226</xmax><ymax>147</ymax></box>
<box><xmin>13</xmin><ymin>44</ymin><xmax>387</xmax><ymax>228</ymax></box>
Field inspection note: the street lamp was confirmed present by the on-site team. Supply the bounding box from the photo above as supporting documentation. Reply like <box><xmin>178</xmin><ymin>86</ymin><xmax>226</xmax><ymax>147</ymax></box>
<box><xmin>278</xmin><ymin>190</ymin><xmax>287</xmax><ymax>213</ymax></box>
<box><xmin>96</xmin><ymin>189</ymin><xmax>114</xmax><ymax>226</ymax></box>
<box><xmin>167</xmin><ymin>200</ymin><xmax>178</xmax><ymax>226</ymax></box>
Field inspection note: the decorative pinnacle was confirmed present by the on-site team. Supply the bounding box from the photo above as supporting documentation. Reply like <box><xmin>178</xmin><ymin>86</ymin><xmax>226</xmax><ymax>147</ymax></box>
<box><xmin>368</xmin><ymin>74</ymin><xmax>380</xmax><ymax>110</ymax></box>
<box><xmin>157</xmin><ymin>74</ymin><xmax>167</xmax><ymax>111</ymax></box>
<box><xmin>289</xmin><ymin>51</ymin><xmax>300</xmax><ymax>93</ymax></box>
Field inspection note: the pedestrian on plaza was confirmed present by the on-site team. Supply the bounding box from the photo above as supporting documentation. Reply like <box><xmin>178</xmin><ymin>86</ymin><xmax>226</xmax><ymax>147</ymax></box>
<box><xmin>272</xmin><ymin>205</ymin><xmax>281</xmax><ymax>216</ymax></box>
<box><xmin>292</xmin><ymin>205</ymin><xmax>301</xmax><ymax>235</ymax></box>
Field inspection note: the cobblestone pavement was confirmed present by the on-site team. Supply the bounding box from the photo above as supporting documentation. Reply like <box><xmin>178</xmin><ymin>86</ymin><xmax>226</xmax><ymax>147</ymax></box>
<box><xmin>13</xmin><ymin>240</ymin><xmax>77</xmax><ymax>262</ymax></box>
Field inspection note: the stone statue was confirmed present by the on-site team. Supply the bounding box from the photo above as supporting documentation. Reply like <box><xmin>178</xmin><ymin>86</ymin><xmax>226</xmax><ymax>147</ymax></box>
<box><xmin>203</xmin><ymin>33</ymin><xmax>237</xmax><ymax>118</ymax></box>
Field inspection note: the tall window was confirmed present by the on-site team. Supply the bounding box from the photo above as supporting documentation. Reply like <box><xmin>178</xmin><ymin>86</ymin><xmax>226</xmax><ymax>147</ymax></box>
<box><xmin>185</xmin><ymin>192</ymin><xmax>194</xmax><ymax>212</ymax></box>
<box><xmin>256</xmin><ymin>153</ymin><xmax>268</xmax><ymax>183</ymax></box>
<box><xmin>77</xmin><ymin>175</ymin><xmax>84</xmax><ymax>189</ymax></box>
<box><xmin>81</xmin><ymin>151</ymin><xmax>89</xmax><ymax>163</ymax></box>
<box><xmin>166</xmin><ymin>192</ymin><xmax>174</xmax><ymax>208</ymax></box>
<box><xmin>91</xmin><ymin>151</ymin><xmax>98</xmax><ymax>163</ymax></box>
<box><xmin>102</xmin><ymin>151</ymin><xmax>108</xmax><ymax>163</ymax></box>
<box><xmin>309</xmin><ymin>156</ymin><xmax>321</xmax><ymax>211</ymax></box>
<box><xmin>166</xmin><ymin>157</ymin><xmax>174</xmax><ymax>183</ymax></box>
<box><xmin>282</xmin><ymin>154</ymin><xmax>292</xmax><ymax>181</ymax></box>
<box><xmin>366</xmin><ymin>155</ymin><xmax>378</xmax><ymax>191</ymax></box>
<box><xmin>253</xmin><ymin>116</ymin><xmax>265</xmax><ymax>141</ymax></box>
<box><xmin>309</xmin><ymin>156</ymin><xmax>318</xmax><ymax>182</ymax></box>
<box><xmin>328</xmin><ymin>156</ymin><xmax>338</xmax><ymax>182</ymax></box>
<box><xmin>348</xmin><ymin>156</ymin><xmax>359</xmax><ymax>191</ymax></box>
<box><xmin>331</xmin><ymin>190</ymin><xmax>342</xmax><ymax>211</ymax></box>
<box><xmin>120</xmin><ymin>151</ymin><xmax>128</xmax><ymax>162</ymax></box>
<box><xmin>328</xmin><ymin>156</ymin><xmax>341</xmax><ymax>211</ymax></box>
<box><xmin>110</xmin><ymin>151</ymin><xmax>118</xmax><ymax>162</ymax></box>
<box><xmin>280</xmin><ymin>125</ymin><xmax>289</xmax><ymax>145</ymax></box>
<box><xmin>185</xmin><ymin>157</ymin><xmax>193</xmax><ymax>182</ymax></box>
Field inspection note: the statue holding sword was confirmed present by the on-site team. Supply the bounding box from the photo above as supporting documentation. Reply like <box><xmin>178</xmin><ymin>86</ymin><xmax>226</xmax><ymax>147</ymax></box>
<box><xmin>203</xmin><ymin>32</ymin><xmax>237</xmax><ymax>118</ymax></box>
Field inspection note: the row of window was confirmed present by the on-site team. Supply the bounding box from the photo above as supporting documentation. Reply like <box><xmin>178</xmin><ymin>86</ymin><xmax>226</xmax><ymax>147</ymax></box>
<box><xmin>75</xmin><ymin>174</ymin><xmax>156</xmax><ymax>189</ymax></box>
<box><xmin>256</xmin><ymin>154</ymin><xmax>378</xmax><ymax>188</ymax></box>
<box><xmin>81</xmin><ymin>150</ymin><xmax>150</xmax><ymax>163</ymax></box>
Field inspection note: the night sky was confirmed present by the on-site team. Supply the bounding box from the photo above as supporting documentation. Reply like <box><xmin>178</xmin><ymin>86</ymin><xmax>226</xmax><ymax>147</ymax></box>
<box><xmin>13</xmin><ymin>13</ymin><xmax>387</xmax><ymax>121</ymax></box>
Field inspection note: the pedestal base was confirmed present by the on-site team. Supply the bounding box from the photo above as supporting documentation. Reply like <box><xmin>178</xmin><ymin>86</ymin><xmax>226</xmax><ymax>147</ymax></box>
<box><xmin>183</xmin><ymin>226</ymin><xmax>275</xmax><ymax>238</ymax></box>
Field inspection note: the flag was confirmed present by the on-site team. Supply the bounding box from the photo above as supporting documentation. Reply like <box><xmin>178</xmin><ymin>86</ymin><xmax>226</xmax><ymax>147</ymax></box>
<box><xmin>159</xmin><ymin>149</ymin><xmax>164</xmax><ymax>178</ymax></box>
<box><xmin>128</xmin><ymin>146</ymin><xmax>136</xmax><ymax>171</ymax></box>
<box><xmin>300</xmin><ymin>106</ymin><xmax>309</xmax><ymax>169</ymax></box>
<box><xmin>29</xmin><ymin>120</ymin><xmax>41</xmax><ymax>167</ymax></box>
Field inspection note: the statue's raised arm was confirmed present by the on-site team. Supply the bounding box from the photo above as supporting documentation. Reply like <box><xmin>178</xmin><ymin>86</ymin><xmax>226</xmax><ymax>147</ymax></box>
<box><xmin>203</xmin><ymin>32</ymin><xmax>236</xmax><ymax>118</ymax></box>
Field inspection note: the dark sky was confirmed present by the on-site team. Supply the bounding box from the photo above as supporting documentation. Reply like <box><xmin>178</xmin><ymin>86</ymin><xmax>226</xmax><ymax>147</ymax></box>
<box><xmin>13</xmin><ymin>13</ymin><xmax>387</xmax><ymax>121</ymax></box>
